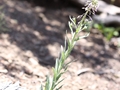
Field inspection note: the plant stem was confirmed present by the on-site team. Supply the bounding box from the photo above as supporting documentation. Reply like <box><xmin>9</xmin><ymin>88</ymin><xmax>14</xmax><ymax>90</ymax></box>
<box><xmin>41</xmin><ymin>0</ymin><xmax>98</xmax><ymax>90</ymax></box>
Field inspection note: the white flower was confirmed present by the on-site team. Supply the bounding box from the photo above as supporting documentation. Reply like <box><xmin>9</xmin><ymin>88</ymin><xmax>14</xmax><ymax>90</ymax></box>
<box><xmin>83</xmin><ymin>0</ymin><xmax>99</xmax><ymax>14</ymax></box>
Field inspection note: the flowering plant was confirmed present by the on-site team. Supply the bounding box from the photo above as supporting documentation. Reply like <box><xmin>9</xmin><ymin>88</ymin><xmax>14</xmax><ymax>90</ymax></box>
<box><xmin>40</xmin><ymin>0</ymin><xmax>98</xmax><ymax>90</ymax></box>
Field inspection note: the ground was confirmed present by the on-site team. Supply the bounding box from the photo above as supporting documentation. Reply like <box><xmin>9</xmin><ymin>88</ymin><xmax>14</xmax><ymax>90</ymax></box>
<box><xmin>0</xmin><ymin>0</ymin><xmax>120</xmax><ymax>90</ymax></box>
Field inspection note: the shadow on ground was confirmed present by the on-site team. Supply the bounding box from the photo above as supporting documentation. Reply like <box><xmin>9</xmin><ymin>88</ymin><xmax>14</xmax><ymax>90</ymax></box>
<box><xmin>0</xmin><ymin>0</ymin><xmax>119</xmax><ymax>68</ymax></box>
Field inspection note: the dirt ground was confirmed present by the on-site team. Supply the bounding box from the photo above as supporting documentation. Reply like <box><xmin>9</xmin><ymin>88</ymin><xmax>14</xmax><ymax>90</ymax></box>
<box><xmin>0</xmin><ymin>0</ymin><xmax>120</xmax><ymax>90</ymax></box>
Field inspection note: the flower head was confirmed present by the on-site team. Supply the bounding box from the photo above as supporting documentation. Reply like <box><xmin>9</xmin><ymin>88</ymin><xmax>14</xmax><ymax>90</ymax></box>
<box><xmin>83</xmin><ymin>0</ymin><xmax>99</xmax><ymax>14</ymax></box>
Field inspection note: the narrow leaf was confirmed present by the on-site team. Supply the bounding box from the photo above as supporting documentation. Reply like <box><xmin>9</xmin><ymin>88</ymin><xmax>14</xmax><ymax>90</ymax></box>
<box><xmin>79</xmin><ymin>33</ymin><xmax>90</xmax><ymax>39</ymax></box>
<box><xmin>56</xmin><ymin>85</ymin><xmax>64</xmax><ymax>90</ymax></box>
<box><xmin>69</xmin><ymin>16</ymin><xmax>76</xmax><ymax>27</ymax></box>
<box><xmin>40</xmin><ymin>85</ymin><xmax>43</xmax><ymax>90</ymax></box>
<box><xmin>68</xmin><ymin>21</ymin><xmax>73</xmax><ymax>35</ymax></box>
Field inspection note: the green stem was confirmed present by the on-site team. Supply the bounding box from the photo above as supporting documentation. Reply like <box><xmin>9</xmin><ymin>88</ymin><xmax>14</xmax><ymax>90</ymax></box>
<box><xmin>50</xmin><ymin>8</ymin><xmax>90</xmax><ymax>90</ymax></box>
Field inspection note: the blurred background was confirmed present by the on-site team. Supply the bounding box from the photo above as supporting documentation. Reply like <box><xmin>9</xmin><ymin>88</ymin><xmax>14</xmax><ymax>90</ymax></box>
<box><xmin>0</xmin><ymin>0</ymin><xmax>120</xmax><ymax>90</ymax></box>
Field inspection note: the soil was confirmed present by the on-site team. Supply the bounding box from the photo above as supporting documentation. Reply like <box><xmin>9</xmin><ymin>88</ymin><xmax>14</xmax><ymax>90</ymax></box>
<box><xmin>0</xmin><ymin>0</ymin><xmax>120</xmax><ymax>90</ymax></box>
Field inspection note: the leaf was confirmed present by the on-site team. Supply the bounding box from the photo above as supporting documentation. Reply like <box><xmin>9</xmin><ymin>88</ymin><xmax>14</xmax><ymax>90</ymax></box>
<box><xmin>64</xmin><ymin>37</ymin><xmax>67</xmax><ymax>51</ymax></box>
<box><xmin>44</xmin><ymin>76</ymin><xmax>53</xmax><ymax>90</ymax></box>
<box><xmin>40</xmin><ymin>85</ymin><xmax>43</xmax><ymax>90</ymax></box>
<box><xmin>56</xmin><ymin>85</ymin><xmax>63</xmax><ymax>90</ymax></box>
<box><xmin>78</xmin><ymin>33</ymin><xmax>90</xmax><ymax>39</ymax></box>
<box><xmin>69</xmin><ymin>16</ymin><xmax>76</xmax><ymax>27</ymax></box>
<box><xmin>56</xmin><ymin>72</ymin><xmax>63</xmax><ymax>81</ymax></box>
<box><xmin>55</xmin><ymin>58</ymin><xmax>59</xmax><ymax>73</ymax></box>
<box><xmin>68</xmin><ymin>21</ymin><xmax>73</xmax><ymax>36</ymax></box>
<box><xmin>45</xmin><ymin>76</ymin><xmax>49</xmax><ymax>90</ymax></box>
<box><xmin>56</xmin><ymin>78</ymin><xmax>65</xmax><ymax>87</ymax></box>
<box><xmin>113</xmin><ymin>31</ymin><xmax>119</xmax><ymax>36</ymax></box>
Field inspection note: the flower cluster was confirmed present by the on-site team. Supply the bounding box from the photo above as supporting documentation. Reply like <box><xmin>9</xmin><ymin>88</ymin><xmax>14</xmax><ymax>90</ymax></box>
<box><xmin>83</xmin><ymin>0</ymin><xmax>99</xmax><ymax>14</ymax></box>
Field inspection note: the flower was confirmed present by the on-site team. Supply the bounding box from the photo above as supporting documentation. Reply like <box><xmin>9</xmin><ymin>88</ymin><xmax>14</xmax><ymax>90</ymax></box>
<box><xmin>83</xmin><ymin>0</ymin><xmax>99</xmax><ymax>14</ymax></box>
